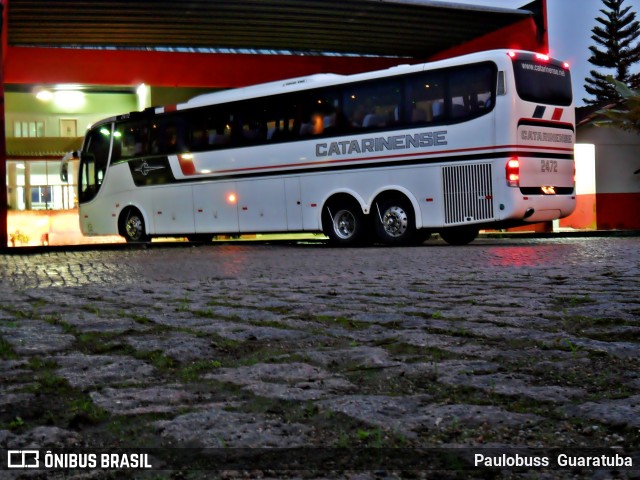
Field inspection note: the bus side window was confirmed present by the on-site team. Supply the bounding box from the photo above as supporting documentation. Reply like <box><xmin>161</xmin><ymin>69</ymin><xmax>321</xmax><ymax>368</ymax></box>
<box><xmin>178</xmin><ymin>107</ymin><xmax>231</xmax><ymax>152</ymax></box>
<box><xmin>115</xmin><ymin>120</ymin><xmax>150</xmax><ymax>159</ymax></box>
<box><xmin>209</xmin><ymin>123</ymin><xmax>231</xmax><ymax>146</ymax></box>
<box><xmin>448</xmin><ymin>63</ymin><xmax>495</xmax><ymax>121</ymax></box>
<box><xmin>405</xmin><ymin>71</ymin><xmax>446</xmax><ymax>125</ymax></box>
<box><xmin>151</xmin><ymin>115</ymin><xmax>187</xmax><ymax>154</ymax></box>
<box><xmin>264</xmin><ymin>95</ymin><xmax>298</xmax><ymax>142</ymax></box>
<box><xmin>298</xmin><ymin>90</ymin><xmax>340</xmax><ymax>136</ymax></box>
<box><xmin>344</xmin><ymin>80</ymin><xmax>399</xmax><ymax>131</ymax></box>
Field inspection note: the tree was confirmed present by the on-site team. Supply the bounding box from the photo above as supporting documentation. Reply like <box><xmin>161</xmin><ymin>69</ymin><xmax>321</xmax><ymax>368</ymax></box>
<box><xmin>583</xmin><ymin>0</ymin><xmax>640</xmax><ymax>106</ymax></box>
<box><xmin>592</xmin><ymin>76</ymin><xmax>640</xmax><ymax>135</ymax></box>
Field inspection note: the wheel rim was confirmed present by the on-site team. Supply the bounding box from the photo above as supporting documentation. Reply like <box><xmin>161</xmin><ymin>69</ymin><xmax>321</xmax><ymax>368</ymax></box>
<box><xmin>126</xmin><ymin>215</ymin><xmax>144</xmax><ymax>241</ymax></box>
<box><xmin>333</xmin><ymin>209</ymin><xmax>356</xmax><ymax>240</ymax></box>
<box><xmin>382</xmin><ymin>205</ymin><xmax>408</xmax><ymax>238</ymax></box>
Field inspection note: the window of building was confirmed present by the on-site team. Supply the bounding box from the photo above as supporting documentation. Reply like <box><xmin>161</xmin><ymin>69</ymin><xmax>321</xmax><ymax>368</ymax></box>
<box><xmin>13</xmin><ymin>120</ymin><xmax>45</xmax><ymax>137</ymax></box>
<box><xmin>6</xmin><ymin>160</ymin><xmax>75</xmax><ymax>210</ymax></box>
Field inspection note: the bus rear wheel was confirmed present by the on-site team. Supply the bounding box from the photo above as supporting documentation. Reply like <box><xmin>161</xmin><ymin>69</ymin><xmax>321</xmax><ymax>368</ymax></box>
<box><xmin>439</xmin><ymin>226</ymin><xmax>479</xmax><ymax>245</ymax></box>
<box><xmin>120</xmin><ymin>208</ymin><xmax>150</xmax><ymax>243</ymax></box>
<box><xmin>322</xmin><ymin>199</ymin><xmax>367</xmax><ymax>246</ymax></box>
<box><xmin>374</xmin><ymin>197</ymin><xmax>416</xmax><ymax>246</ymax></box>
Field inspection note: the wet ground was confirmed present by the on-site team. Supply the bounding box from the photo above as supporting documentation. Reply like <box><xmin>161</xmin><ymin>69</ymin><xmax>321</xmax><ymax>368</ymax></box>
<box><xmin>0</xmin><ymin>236</ymin><xmax>639</xmax><ymax>478</ymax></box>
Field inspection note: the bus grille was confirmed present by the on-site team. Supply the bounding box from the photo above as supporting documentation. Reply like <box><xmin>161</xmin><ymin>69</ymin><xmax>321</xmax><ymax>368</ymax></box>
<box><xmin>442</xmin><ymin>163</ymin><xmax>494</xmax><ymax>225</ymax></box>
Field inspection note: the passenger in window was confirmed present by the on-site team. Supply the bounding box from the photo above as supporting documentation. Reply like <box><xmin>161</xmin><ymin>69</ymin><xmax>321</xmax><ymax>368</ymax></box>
<box><xmin>169</xmin><ymin>129</ymin><xmax>188</xmax><ymax>153</ymax></box>
<box><xmin>191</xmin><ymin>124</ymin><xmax>209</xmax><ymax>150</ymax></box>
<box><xmin>134</xmin><ymin>135</ymin><xmax>146</xmax><ymax>156</ymax></box>
<box><xmin>167</xmin><ymin>133</ymin><xmax>179</xmax><ymax>153</ymax></box>
<box><xmin>452</xmin><ymin>104</ymin><xmax>466</xmax><ymax>118</ymax></box>
<box><xmin>209</xmin><ymin>125</ymin><xmax>230</xmax><ymax>145</ymax></box>
<box><xmin>323</xmin><ymin>111</ymin><xmax>336</xmax><ymax>130</ymax></box>
<box><xmin>299</xmin><ymin>113</ymin><xmax>324</xmax><ymax>136</ymax></box>
<box><xmin>243</xmin><ymin>122</ymin><xmax>265</xmax><ymax>142</ymax></box>
<box><xmin>299</xmin><ymin>115</ymin><xmax>313</xmax><ymax>136</ymax></box>
<box><xmin>432</xmin><ymin>101</ymin><xmax>444</xmax><ymax>120</ymax></box>
<box><xmin>349</xmin><ymin>103</ymin><xmax>368</xmax><ymax>128</ymax></box>
<box><xmin>311</xmin><ymin>114</ymin><xmax>324</xmax><ymax>135</ymax></box>
<box><xmin>411</xmin><ymin>107</ymin><xmax>428</xmax><ymax>124</ymax></box>
<box><xmin>362</xmin><ymin>112</ymin><xmax>387</xmax><ymax>128</ymax></box>
<box><xmin>270</xmin><ymin>119</ymin><xmax>294</xmax><ymax>141</ymax></box>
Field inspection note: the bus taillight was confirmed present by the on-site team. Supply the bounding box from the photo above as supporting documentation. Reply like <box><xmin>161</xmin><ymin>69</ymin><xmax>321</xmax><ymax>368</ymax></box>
<box><xmin>535</xmin><ymin>53</ymin><xmax>550</xmax><ymax>61</ymax></box>
<box><xmin>506</xmin><ymin>158</ymin><xmax>520</xmax><ymax>187</ymax></box>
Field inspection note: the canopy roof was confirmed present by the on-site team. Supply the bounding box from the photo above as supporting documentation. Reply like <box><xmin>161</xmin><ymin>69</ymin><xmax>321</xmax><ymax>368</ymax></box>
<box><xmin>7</xmin><ymin>0</ymin><xmax>535</xmax><ymax>59</ymax></box>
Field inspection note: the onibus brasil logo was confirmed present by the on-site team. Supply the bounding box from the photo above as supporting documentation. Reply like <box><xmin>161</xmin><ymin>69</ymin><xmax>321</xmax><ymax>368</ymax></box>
<box><xmin>6</xmin><ymin>450</ymin><xmax>152</xmax><ymax>470</ymax></box>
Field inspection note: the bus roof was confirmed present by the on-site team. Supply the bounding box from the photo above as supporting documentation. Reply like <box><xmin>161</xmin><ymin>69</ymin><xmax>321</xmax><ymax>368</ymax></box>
<box><xmin>178</xmin><ymin>49</ymin><xmax>515</xmax><ymax>110</ymax></box>
<box><xmin>184</xmin><ymin>73</ymin><xmax>344</xmax><ymax>108</ymax></box>
<box><xmin>91</xmin><ymin>49</ymin><xmax>564</xmax><ymax>127</ymax></box>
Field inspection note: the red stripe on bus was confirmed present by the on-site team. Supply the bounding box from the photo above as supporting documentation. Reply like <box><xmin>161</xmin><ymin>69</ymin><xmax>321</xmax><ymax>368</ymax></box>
<box><xmin>178</xmin><ymin>155</ymin><xmax>196</xmax><ymax>175</ymax></box>
<box><xmin>552</xmin><ymin>108</ymin><xmax>564</xmax><ymax>121</ymax></box>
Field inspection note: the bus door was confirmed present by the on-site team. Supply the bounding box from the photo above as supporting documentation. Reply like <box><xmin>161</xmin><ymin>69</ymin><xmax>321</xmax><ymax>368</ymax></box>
<box><xmin>284</xmin><ymin>177</ymin><xmax>303</xmax><ymax>231</ymax></box>
<box><xmin>152</xmin><ymin>185</ymin><xmax>195</xmax><ymax>235</ymax></box>
<box><xmin>237</xmin><ymin>178</ymin><xmax>288</xmax><ymax>232</ymax></box>
<box><xmin>193</xmin><ymin>182</ymin><xmax>240</xmax><ymax>235</ymax></box>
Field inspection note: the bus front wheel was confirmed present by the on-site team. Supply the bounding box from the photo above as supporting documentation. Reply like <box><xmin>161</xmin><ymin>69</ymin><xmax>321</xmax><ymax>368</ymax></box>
<box><xmin>120</xmin><ymin>208</ymin><xmax>150</xmax><ymax>243</ymax></box>
<box><xmin>322</xmin><ymin>199</ymin><xmax>366</xmax><ymax>246</ymax></box>
<box><xmin>439</xmin><ymin>226</ymin><xmax>479</xmax><ymax>245</ymax></box>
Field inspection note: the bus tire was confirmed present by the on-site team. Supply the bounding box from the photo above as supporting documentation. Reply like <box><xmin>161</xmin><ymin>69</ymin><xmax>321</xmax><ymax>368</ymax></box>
<box><xmin>322</xmin><ymin>198</ymin><xmax>367</xmax><ymax>246</ymax></box>
<box><xmin>439</xmin><ymin>226</ymin><xmax>479</xmax><ymax>245</ymax></box>
<box><xmin>120</xmin><ymin>208</ymin><xmax>150</xmax><ymax>243</ymax></box>
<box><xmin>374</xmin><ymin>197</ymin><xmax>416</xmax><ymax>246</ymax></box>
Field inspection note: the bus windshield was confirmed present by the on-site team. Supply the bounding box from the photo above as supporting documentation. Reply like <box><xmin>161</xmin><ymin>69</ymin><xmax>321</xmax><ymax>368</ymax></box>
<box><xmin>78</xmin><ymin>126</ymin><xmax>111</xmax><ymax>203</ymax></box>
<box><xmin>512</xmin><ymin>58</ymin><xmax>572</xmax><ymax>106</ymax></box>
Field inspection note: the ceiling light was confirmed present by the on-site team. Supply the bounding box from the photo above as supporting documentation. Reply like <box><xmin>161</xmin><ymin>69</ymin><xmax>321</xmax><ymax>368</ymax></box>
<box><xmin>36</xmin><ymin>90</ymin><xmax>54</xmax><ymax>101</ymax></box>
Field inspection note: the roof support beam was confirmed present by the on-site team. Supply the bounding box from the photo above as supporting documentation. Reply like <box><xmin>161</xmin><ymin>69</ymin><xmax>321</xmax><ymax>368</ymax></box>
<box><xmin>428</xmin><ymin>16</ymin><xmax>545</xmax><ymax>62</ymax></box>
<box><xmin>4</xmin><ymin>47</ymin><xmax>404</xmax><ymax>88</ymax></box>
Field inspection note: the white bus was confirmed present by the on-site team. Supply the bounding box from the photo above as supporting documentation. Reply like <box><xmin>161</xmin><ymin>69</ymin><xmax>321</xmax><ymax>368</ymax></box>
<box><xmin>69</xmin><ymin>49</ymin><xmax>575</xmax><ymax>245</ymax></box>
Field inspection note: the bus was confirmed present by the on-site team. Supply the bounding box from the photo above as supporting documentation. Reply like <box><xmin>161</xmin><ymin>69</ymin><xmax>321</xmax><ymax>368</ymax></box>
<box><xmin>67</xmin><ymin>49</ymin><xmax>575</xmax><ymax>246</ymax></box>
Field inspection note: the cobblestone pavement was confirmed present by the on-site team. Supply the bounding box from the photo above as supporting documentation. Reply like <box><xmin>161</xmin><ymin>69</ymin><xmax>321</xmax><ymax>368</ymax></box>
<box><xmin>0</xmin><ymin>237</ymin><xmax>639</xmax><ymax>479</ymax></box>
